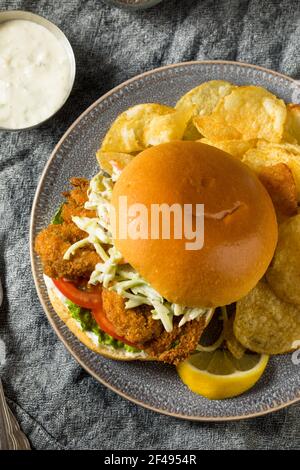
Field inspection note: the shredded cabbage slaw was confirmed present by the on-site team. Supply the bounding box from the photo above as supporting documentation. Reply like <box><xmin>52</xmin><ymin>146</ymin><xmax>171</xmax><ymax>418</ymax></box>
<box><xmin>63</xmin><ymin>172</ymin><xmax>209</xmax><ymax>332</ymax></box>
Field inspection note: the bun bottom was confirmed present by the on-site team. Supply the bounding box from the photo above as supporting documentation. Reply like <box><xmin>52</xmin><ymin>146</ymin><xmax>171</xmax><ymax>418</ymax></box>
<box><xmin>47</xmin><ymin>287</ymin><xmax>151</xmax><ymax>361</ymax></box>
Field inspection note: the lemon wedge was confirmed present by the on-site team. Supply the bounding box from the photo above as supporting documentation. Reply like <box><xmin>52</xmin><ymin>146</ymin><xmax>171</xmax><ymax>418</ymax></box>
<box><xmin>177</xmin><ymin>350</ymin><xmax>269</xmax><ymax>400</ymax></box>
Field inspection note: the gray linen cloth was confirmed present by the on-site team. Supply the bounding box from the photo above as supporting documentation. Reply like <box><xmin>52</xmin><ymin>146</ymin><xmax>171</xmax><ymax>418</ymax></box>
<box><xmin>0</xmin><ymin>0</ymin><xmax>300</xmax><ymax>450</ymax></box>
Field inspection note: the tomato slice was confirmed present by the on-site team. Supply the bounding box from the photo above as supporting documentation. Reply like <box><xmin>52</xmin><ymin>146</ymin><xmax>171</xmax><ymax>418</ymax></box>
<box><xmin>53</xmin><ymin>279</ymin><xmax>102</xmax><ymax>309</ymax></box>
<box><xmin>53</xmin><ymin>278</ymin><xmax>136</xmax><ymax>347</ymax></box>
<box><xmin>92</xmin><ymin>307</ymin><xmax>136</xmax><ymax>347</ymax></box>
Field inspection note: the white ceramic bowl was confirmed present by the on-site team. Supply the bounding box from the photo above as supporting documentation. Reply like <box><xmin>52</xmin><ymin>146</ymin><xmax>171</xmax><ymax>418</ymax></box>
<box><xmin>0</xmin><ymin>10</ymin><xmax>76</xmax><ymax>131</ymax></box>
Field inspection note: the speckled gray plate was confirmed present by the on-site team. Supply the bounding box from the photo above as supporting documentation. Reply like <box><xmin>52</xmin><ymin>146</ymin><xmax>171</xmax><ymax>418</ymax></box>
<box><xmin>30</xmin><ymin>61</ymin><xmax>300</xmax><ymax>421</ymax></box>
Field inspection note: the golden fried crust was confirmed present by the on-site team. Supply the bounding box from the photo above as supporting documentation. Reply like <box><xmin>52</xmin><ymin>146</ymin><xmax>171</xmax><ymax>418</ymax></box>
<box><xmin>102</xmin><ymin>288</ymin><xmax>163</xmax><ymax>344</ymax></box>
<box><xmin>34</xmin><ymin>178</ymin><xmax>100</xmax><ymax>280</ymax></box>
<box><xmin>102</xmin><ymin>289</ymin><xmax>210</xmax><ymax>364</ymax></box>
<box><xmin>258</xmin><ymin>163</ymin><xmax>298</xmax><ymax>221</ymax></box>
<box><xmin>102</xmin><ymin>289</ymin><xmax>207</xmax><ymax>364</ymax></box>
<box><xmin>143</xmin><ymin>317</ymin><xmax>206</xmax><ymax>365</ymax></box>
<box><xmin>61</xmin><ymin>178</ymin><xmax>95</xmax><ymax>222</ymax></box>
<box><xmin>35</xmin><ymin>224</ymin><xmax>101</xmax><ymax>279</ymax></box>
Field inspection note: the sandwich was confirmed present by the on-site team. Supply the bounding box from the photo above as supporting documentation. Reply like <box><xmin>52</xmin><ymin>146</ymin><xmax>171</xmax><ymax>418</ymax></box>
<box><xmin>35</xmin><ymin>141</ymin><xmax>278</xmax><ymax>364</ymax></box>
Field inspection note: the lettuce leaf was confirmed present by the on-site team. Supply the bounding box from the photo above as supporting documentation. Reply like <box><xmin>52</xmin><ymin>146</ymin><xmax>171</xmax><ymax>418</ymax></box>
<box><xmin>65</xmin><ymin>300</ymin><xmax>140</xmax><ymax>352</ymax></box>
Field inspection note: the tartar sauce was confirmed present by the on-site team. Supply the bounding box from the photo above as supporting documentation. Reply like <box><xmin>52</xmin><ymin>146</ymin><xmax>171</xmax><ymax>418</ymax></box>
<box><xmin>0</xmin><ymin>19</ymin><xmax>71</xmax><ymax>129</ymax></box>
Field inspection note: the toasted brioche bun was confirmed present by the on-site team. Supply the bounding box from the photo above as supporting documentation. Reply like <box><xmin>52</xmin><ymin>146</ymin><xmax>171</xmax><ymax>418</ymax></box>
<box><xmin>47</xmin><ymin>285</ymin><xmax>214</xmax><ymax>361</ymax></box>
<box><xmin>112</xmin><ymin>141</ymin><xmax>278</xmax><ymax>308</ymax></box>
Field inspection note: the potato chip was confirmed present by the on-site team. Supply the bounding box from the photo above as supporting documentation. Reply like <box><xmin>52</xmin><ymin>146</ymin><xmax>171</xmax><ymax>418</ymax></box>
<box><xmin>96</xmin><ymin>151</ymin><xmax>134</xmax><ymax>178</ymax></box>
<box><xmin>194</xmin><ymin>86</ymin><xmax>287</xmax><ymax>142</ymax></box>
<box><xmin>266</xmin><ymin>215</ymin><xmax>300</xmax><ymax>306</ymax></box>
<box><xmin>176</xmin><ymin>80</ymin><xmax>235</xmax><ymax>140</ymax></box>
<box><xmin>257</xmin><ymin>140</ymin><xmax>300</xmax><ymax>157</ymax></box>
<box><xmin>100</xmin><ymin>104</ymin><xmax>188</xmax><ymax>154</ymax></box>
<box><xmin>243</xmin><ymin>141</ymin><xmax>300</xmax><ymax>198</ymax></box>
<box><xmin>283</xmin><ymin>104</ymin><xmax>300</xmax><ymax>144</ymax></box>
<box><xmin>224</xmin><ymin>315</ymin><xmax>246</xmax><ymax>359</ymax></box>
<box><xmin>258</xmin><ymin>163</ymin><xmax>298</xmax><ymax>220</ymax></box>
<box><xmin>176</xmin><ymin>80</ymin><xmax>235</xmax><ymax>116</ymax></box>
<box><xmin>234</xmin><ymin>280</ymin><xmax>300</xmax><ymax>354</ymax></box>
<box><xmin>143</xmin><ymin>109</ymin><xmax>189</xmax><ymax>146</ymax></box>
<box><xmin>199</xmin><ymin>138</ymin><xmax>256</xmax><ymax>159</ymax></box>
<box><xmin>194</xmin><ymin>111</ymin><xmax>241</xmax><ymax>141</ymax></box>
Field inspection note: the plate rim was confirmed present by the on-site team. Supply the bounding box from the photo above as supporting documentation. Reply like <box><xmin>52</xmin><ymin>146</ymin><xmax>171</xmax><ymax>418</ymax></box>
<box><xmin>30</xmin><ymin>59</ymin><xmax>300</xmax><ymax>422</ymax></box>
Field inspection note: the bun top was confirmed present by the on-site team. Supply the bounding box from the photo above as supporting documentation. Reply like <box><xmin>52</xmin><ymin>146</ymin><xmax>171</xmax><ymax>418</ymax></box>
<box><xmin>111</xmin><ymin>141</ymin><xmax>278</xmax><ymax>307</ymax></box>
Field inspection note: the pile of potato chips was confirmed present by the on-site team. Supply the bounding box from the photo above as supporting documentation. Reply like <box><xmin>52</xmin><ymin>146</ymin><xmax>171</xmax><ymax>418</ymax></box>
<box><xmin>97</xmin><ymin>80</ymin><xmax>300</xmax><ymax>358</ymax></box>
